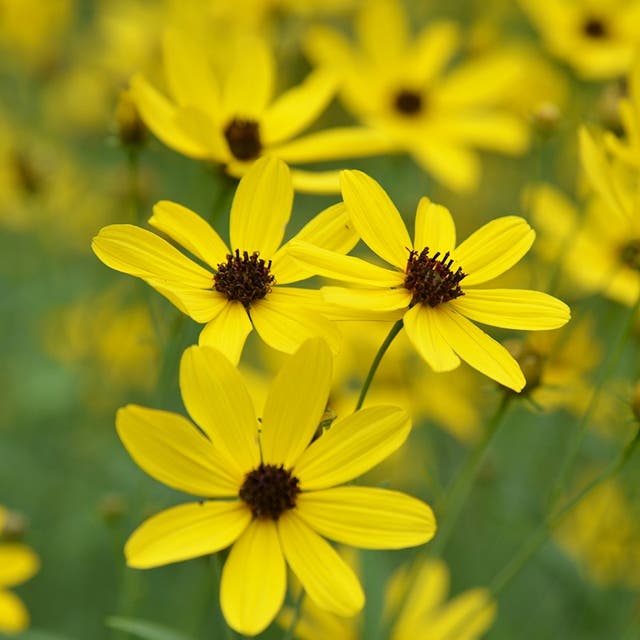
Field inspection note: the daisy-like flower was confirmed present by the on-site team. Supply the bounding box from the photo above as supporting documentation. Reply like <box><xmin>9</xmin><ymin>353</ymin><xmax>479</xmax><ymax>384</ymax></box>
<box><xmin>131</xmin><ymin>29</ymin><xmax>392</xmax><ymax>193</ymax></box>
<box><xmin>0</xmin><ymin>506</ymin><xmax>39</xmax><ymax>635</ymax></box>
<box><xmin>304</xmin><ymin>0</ymin><xmax>529</xmax><ymax>192</ymax></box>
<box><xmin>288</xmin><ymin>171</ymin><xmax>570</xmax><ymax>391</ymax></box>
<box><xmin>117</xmin><ymin>338</ymin><xmax>436</xmax><ymax>636</ymax></box>
<box><xmin>519</xmin><ymin>0</ymin><xmax>640</xmax><ymax>80</ymax></box>
<box><xmin>606</xmin><ymin>59</ymin><xmax>640</xmax><ymax>167</ymax></box>
<box><xmin>92</xmin><ymin>156</ymin><xmax>357</xmax><ymax>363</ymax></box>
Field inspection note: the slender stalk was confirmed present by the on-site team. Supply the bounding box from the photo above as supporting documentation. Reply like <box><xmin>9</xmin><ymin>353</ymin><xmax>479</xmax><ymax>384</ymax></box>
<box><xmin>547</xmin><ymin>295</ymin><xmax>640</xmax><ymax>510</ymax></box>
<box><xmin>429</xmin><ymin>391</ymin><xmax>512</xmax><ymax>556</ymax></box>
<box><xmin>211</xmin><ymin>552</ymin><xmax>236</xmax><ymax>640</ymax></box>
<box><xmin>282</xmin><ymin>590</ymin><xmax>305</xmax><ymax>640</ymax></box>
<box><xmin>126</xmin><ymin>146</ymin><xmax>143</xmax><ymax>224</ymax></box>
<box><xmin>355</xmin><ymin>319</ymin><xmax>404</xmax><ymax>411</ymax></box>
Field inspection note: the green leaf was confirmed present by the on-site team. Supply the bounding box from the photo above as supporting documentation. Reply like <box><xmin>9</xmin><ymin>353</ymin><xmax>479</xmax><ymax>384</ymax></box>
<box><xmin>105</xmin><ymin>617</ymin><xmax>195</xmax><ymax>640</ymax></box>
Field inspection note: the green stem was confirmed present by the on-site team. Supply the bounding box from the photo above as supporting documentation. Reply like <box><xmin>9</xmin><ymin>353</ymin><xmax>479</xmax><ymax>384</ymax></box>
<box><xmin>126</xmin><ymin>146</ymin><xmax>143</xmax><ymax>224</ymax></box>
<box><xmin>355</xmin><ymin>319</ymin><xmax>404</xmax><ymax>411</ymax></box>
<box><xmin>430</xmin><ymin>391</ymin><xmax>512</xmax><ymax>557</ymax></box>
<box><xmin>282</xmin><ymin>590</ymin><xmax>305</xmax><ymax>640</ymax></box>
<box><xmin>547</xmin><ymin>295</ymin><xmax>640</xmax><ymax>510</ymax></box>
<box><xmin>212</xmin><ymin>553</ymin><xmax>236</xmax><ymax>640</ymax></box>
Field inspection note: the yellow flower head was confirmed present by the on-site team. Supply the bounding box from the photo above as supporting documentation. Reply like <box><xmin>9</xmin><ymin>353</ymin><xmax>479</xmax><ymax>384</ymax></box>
<box><xmin>520</xmin><ymin>0</ymin><xmax>640</xmax><ymax>80</ymax></box>
<box><xmin>130</xmin><ymin>28</ymin><xmax>388</xmax><ymax>193</ymax></box>
<box><xmin>117</xmin><ymin>338</ymin><xmax>436</xmax><ymax>636</ymax></box>
<box><xmin>304</xmin><ymin>0</ymin><xmax>530</xmax><ymax>191</ymax></box>
<box><xmin>92</xmin><ymin>156</ymin><xmax>358</xmax><ymax>363</ymax></box>
<box><xmin>289</xmin><ymin>170</ymin><xmax>571</xmax><ymax>391</ymax></box>
<box><xmin>0</xmin><ymin>507</ymin><xmax>40</xmax><ymax>635</ymax></box>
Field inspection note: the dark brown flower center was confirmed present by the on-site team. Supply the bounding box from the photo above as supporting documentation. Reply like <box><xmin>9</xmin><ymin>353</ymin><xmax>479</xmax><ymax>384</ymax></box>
<box><xmin>582</xmin><ymin>17</ymin><xmax>608</xmax><ymax>39</ymax></box>
<box><xmin>404</xmin><ymin>248</ymin><xmax>466</xmax><ymax>307</ymax></box>
<box><xmin>224</xmin><ymin>118</ymin><xmax>262</xmax><ymax>161</ymax></box>
<box><xmin>213</xmin><ymin>249</ymin><xmax>275</xmax><ymax>308</ymax></box>
<box><xmin>620</xmin><ymin>239</ymin><xmax>640</xmax><ymax>271</ymax></box>
<box><xmin>239</xmin><ymin>463</ymin><xmax>301</xmax><ymax>520</ymax></box>
<box><xmin>393</xmin><ymin>89</ymin><xmax>424</xmax><ymax>116</ymax></box>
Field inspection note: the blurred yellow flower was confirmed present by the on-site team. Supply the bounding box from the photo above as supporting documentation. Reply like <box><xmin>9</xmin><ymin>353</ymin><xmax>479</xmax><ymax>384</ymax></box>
<box><xmin>280</xmin><ymin>556</ymin><xmax>496</xmax><ymax>640</ymax></box>
<box><xmin>289</xmin><ymin>170</ymin><xmax>570</xmax><ymax>391</ymax></box>
<box><xmin>520</xmin><ymin>0</ymin><xmax>640</xmax><ymax>80</ymax></box>
<box><xmin>606</xmin><ymin>58</ymin><xmax>640</xmax><ymax>167</ymax></box>
<box><xmin>130</xmin><ymin>28</ymin><xmax>390</xmax><ymax>193</ymax></box>
<box><xmin>93</xmin><ymin>156</ymin><xmax>357</xmax><ymax>363</ymax></box>
<box><xmin>304</xmin><ymin>0</ymin><xmax>530</xmax><ymax>192</ymax></box>
<box><xmin>118</xmin><ymin>338</ymin><xmax>435</xmax><ymax>636</ymax></box>
<box><xmin>0</xmin><ymin>507</ymin><xmax>39</xmax><ymax>635</ymax></box>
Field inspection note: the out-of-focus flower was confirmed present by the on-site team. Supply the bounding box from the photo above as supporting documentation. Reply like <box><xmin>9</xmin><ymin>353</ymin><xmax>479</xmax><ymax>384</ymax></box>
<box><xmin>289</xmin><ymin>170</ymin><xmax>570</xmax><ymax>391</ymax></box>
<box><xmin>555</xmin><ymin>475</ymin><xmax>640</xmax><ymax>588</ymax></box>
<box><xmin>0</xmin><ymin>506</ymin><xmax>39</xmax><ymax>635</ymax></box>
<box><xmin>304</xmin><ymin>0</ymin><xmax>530</xmax><ymax>192</ymax></box>
<box><xmin>93</xmin><ymin>157</ymin><xmax>357</xmax><ymax>363</ymax></box>
<box><xmin>130</xmin><ymin>28</ymin><xmax>391</xmax><ymax>193</ymax></box>
<box><xmin>118</xmin><ymin>339</ymin><xmax>435</xmax><ymax>636</ymax></box>
<box><xmin>520</xmin><ymin>0</ymin><xmax>640</xmax><ymax>80</ymax></box>
<box><xmin>280</xmin><ymin>556</ymin><xmax>496</xmax><ymax>640</ymax></box>
<box><xmin>606</xmin><ymin>59</ymin><xmax>640</xmax><ymax>167</ymax></box>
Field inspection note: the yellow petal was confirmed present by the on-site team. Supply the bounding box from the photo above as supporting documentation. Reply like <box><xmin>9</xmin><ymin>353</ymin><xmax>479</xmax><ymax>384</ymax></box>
<box><xmin>250</xmin><ymin>295</ymin><xmax>342</xmax><ymax>356</ymax></box>
<box><xmin>222</xmin><ymin>37</ymin><xmax>274</xmax><ymax>119</ymax></box>
<box><xmin>262</xmin><ymin>69</ymin><xmax>337</xmax><ymax>145</ymax></box>
<box><xmin>125</xmin><ymin>501</ymin><xmax>250</xmax><ymax>569</ymax></box>
<box><xmin>130</xmin><ymin>74</ymin><xmax>211</xmax><ymax>158</ymax></box>
<box><xmin>290</xmin><ymin>168</ymin><xmax>342</xmax><ymax>194</ymax></box>
<box><xmin>413</xmin><ymin>197</ymin><xmax>456</xmax><ymax>256</ymax></box>
<box><xmin>448</xmin><ymin>113</ymin><xmax>529</xmax><ymax>153</ymax></box>
<box><xmin>149</xmin><ymin>200</ymin><xmax>229</xmax><ymax>268</ymax></box>
<box><xmin>286</xmin><ymin>241</ymin><xmax>404</xmax><ymax>287</ymax></box>
<box><xmin>197</xmin><ymin>301</ymin><xmax>253</xmax><ymax>365</ymax></box>
<box><xmin>272</xmin><ymin>203</ymin><xmax>359</xmax><ymax>284</ymax></box>
<box><xmin>403</xmin><ymin>305</ymin><xmax>460</xmax><ymax>371</ymax></box>
<box><xmin>260</xmin><ymin>337</ymin><xmax>332</xmax><ymax>467</ymax></box>
<box><xmin>163</xmin><ymin>29</ymin><xmax>220</xmax><ymax>111</ymax></box>
<box><xmin>411</xmin><ymin>140</ymin><xmax>480</xmax><ymax>192</ymax></box>
<box><xmin>341</xmin><ymin>170</ymin><xmax>412</xmax><ymax>269</ymax></box>
<box><xmin>450</xmin><ymin>289</ymin><xmax>570</xmax><ymax>330</ymax></box>
<box><xmin>323</xmin><ymin>286</ymin><xmax>411</xmax><ymax>311</ymax></box>
<box><xmin>229</xmin><ymin>156</ymin><xmax>292</xmax><ymax>258</ymax></box>
<box><xmin>0</xmin><ymin>545</ymin><xmax>39</xmax><ymax>587</ymax></box>
<box><xmin>438</xmin><ymin>307</ymin><xmax>525</xmax><ymax>391</ymax></box>
<box><xmin>92</xmin><ymin>225</ymin><xmax>213</xmax><ymax>288</ymax></box>
<box><xmin>149</xmin><ymin>284</ymin><xmax>227</xmax><ymax>324</ymax></box>
<box><xmin>425</xmin><ymin>588</ymin><xmax>497</xmax><ymax>640</ymax></box>
<box><xmin>116</xmin><ymin>404</ymin><xmax>240</xmax><ymax>496</ymax></box>
<box><xmin>410</xmin><ymin>21</ymin><xmax>460</xmax><ymax>85</ymax></box>
<box><xmin>294</xmin><ymin>406</ymin><xmax>411</xmax><ymax>490</ymax></box>
<box><xmin>278</xmin><ymin>512</ymin><xmax>364</xmax><ymax>617</ymax></box>
<box><xmin>298</xmin><ymin>487</ymin><xmax>436</xmax><ymax>549</ymax></box>
<box><xmin>356</xmin><ymin>0</ymin><xmax>409</xmax><ymax>64</ymax></box>
<box><xmin>0</xmin><ymin>590</ymin><xmax>28</xmax><ymax>634</ymax></box>
<box><xmin>179</xmin><ymin>345</ymin><xmax>260</xmax><ymax>475</ymax></box>
<box><xmin>453</xmin><ymin>217</ymin><xmax>535</xmax><ymax>286</ymax></box>
<box><xmin>221</xmin><ymin>519</ymin><xmax>286</xmax><ymax>636</ymax></box>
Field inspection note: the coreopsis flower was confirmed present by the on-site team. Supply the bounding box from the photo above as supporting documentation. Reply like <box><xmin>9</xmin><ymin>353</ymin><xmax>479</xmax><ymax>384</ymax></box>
<box><xmin>288</xmin><ymin>170</ymin><xmax>570</xmax><ymax>391</ymax></box>
<box><xmin>606</xmin><ymin>59</ymin><xmax>640</xmax><ymax>167</ymax></box>
<box><xmin>92</xmin><ymin>156</ymin><xmax>356</xmax><ymax>363</ymax></box>
<box><xmin>118</xmin><ymin>338</ymin><xmax>436</xmax><ymax>636</ymax></box>
<box><xmin>0</xmin><ymin>506</ymin><xmax>39</xmax><ymax>635</ymax></box>
<box><xmin>280</xmin><ymin>556</ymin><xmax>495</xmax><ymax>640</ymax></box>
<box><xmin>519</xmin><ymin>0</ymin><xmax>640</xmax><ymax>80</ymax></box>
<box><xmin>304</xmin><ymin>0</ymin><xmax>529</xmax><ymax>192</ymax></box>
<box><xmin>130</xmin><ymin>29</ymin><xmax>391</xmax><ymax>193</ymax></box>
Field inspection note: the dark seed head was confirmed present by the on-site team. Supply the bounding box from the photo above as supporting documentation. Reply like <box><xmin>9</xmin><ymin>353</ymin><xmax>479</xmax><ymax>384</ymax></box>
<box><xmin>393</xmin><ymin>89</ymin><xmax>424</xmax><ymax>116</ymax></box>
<box><xmin>620</xmin><ymin>239</ymin><xmax>640</xmax><ymax>271</ymax></box>
<box><xmin>239</xmin><ymin>463</ymin><xmax>301</xmax><ymax>520</ymax></box>
<box><xmin>583</xmin><ymin>17</ymin><xmax>608</xmax><ymax>38</ymax></box>
<box><xmin>404</xmin><ymin>247</ymin><xmax>466</xmax><ymax>307</ymax></box>
<box><xmin>213</xmin><ymin>249</ymin><xmax>275</xmax><ymax>309</ymax></box>
<box><xmin>224</xmin><ymin>118</ymin><xmax>262</xmax><ymax>161</ymax></box>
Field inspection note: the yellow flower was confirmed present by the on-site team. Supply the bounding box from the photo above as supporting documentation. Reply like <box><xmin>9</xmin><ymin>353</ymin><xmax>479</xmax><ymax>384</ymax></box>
<box><xmin>117</xmin><ymin>338</ymin><xmax>436</xmax><ymax>636</ymax></box>
<box><xmin>519</xmin><ymin>0</ymin><xmax>640</xmax><ymax>79</ymax></box>
<box><xmin>0</xmin><ymin>507</ymin><xmax>39</xmax><ymax>635</ymax></box>
<box><xmin>304</xmin><ymin>0</ymin><xmax>529</xmax><ymax>192</ymax></box>
<box><xmin>606</xmin><ymin>58</ymin><xmax>640</xmax><ymax>167</ymax></box>
<box><xmin>288</xmin><ymin>171</ymin><xmax>570</xmax><ymax>391</ymax></box>
<box><xmin>130</xmin><ymin>29</ymin><xmax>391</xmax><ymax>193</ymax></box>
<box><xmin>280</xmin><ymin>556</ymin><xmax>495</xmax><ymax>640</ymax></box>
<box><xmin>92</xmin><ymin>156</ymin><xmax>356</xmax><ymax>363</ymax></box>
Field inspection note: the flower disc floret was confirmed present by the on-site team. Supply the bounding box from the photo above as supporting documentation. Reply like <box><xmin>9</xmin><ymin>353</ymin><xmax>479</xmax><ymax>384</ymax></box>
<box><xmin>214</xmin><ymin>249</ymin><xmax>275</xmax><ymax>309</ymax></box>
<box><xmin>393</xmin><ymin>89</ymin><xmax>423</xmax><ymax>116</ymax></box>
<box><xmin>620</xmin><ymin>239</ymin><xmax>640</xmax><ymax>271</ymax></box>
<box><xmin>224</xmin><ymin>118</ymin><xmax>262</xmax><ymax>161</ymax></box>
<box><xmin>239</xmin><ymin>463</ymin><xmax>301</xmax><ymax>520</ymax></box>
<box><xmin>582</xmin><ymin>17</ymin><xmax>608</xmax><ymax>38</ymax></box>
<box><xmin>404</xmin><ymin>248</ymin><xmax>466</xmax><ymax>307</ymax></box>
